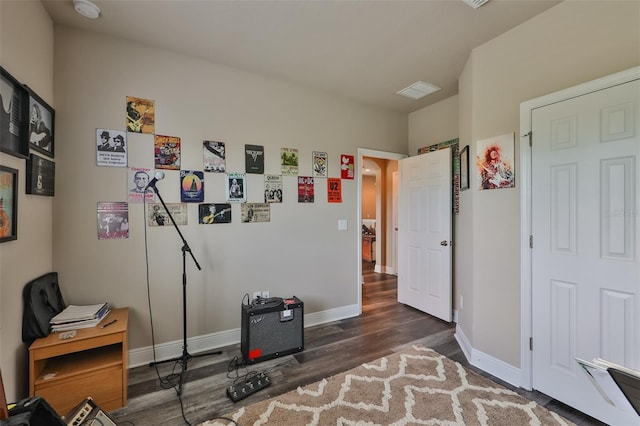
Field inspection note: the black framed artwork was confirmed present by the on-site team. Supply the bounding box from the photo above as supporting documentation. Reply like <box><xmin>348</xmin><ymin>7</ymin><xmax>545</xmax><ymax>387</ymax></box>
<box><xmin>26</xmin><ymin>153</ymin><xmax>55</xmax><ymax>196</ymax></box>
<box><xmin>0</xmin><ymin>67</ymin><xmax>29</xmax><ymax>159</ymax></box>
<box><xmin>0</xmin><ymin>165</ymin><xmax>18</xmax><ymax>242</ymax></box>
<box><xmin>460</xmin><ymin>145</ymin><xmax>469</xmax><ymax>191</ymax></box>
<box><xmin>25</xmin><ymin>85</ymin><xmax>55</xmax><ymax>158</ymax></box>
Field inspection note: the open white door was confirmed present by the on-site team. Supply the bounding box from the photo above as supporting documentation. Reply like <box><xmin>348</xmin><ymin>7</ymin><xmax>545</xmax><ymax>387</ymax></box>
<box><xmin>398</xmin><ymin>148</ymin><xmax>452</xmax><ymax>322</ymax></box>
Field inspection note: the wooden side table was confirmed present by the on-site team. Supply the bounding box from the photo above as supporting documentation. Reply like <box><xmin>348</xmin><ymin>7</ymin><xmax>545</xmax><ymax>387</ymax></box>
<box><xmin>28</xmin><ymin>307</ymin><xmax>129</xmax><ymax>416</ymax></box>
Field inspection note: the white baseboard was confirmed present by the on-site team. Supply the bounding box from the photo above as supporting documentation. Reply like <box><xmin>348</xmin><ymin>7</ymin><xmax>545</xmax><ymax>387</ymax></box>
<box><xmin>128</xmin><ymin>303</ymin><xmax>360</xmax><ymax>368</ymax></box>
<box><xmin>454</xmin><ymin>324</ymin><xmax>521</xmax><ymax>387</ymax></box>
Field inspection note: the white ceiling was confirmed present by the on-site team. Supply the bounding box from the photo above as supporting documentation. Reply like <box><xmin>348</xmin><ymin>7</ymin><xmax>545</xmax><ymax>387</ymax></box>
<box><xmin>41</xmin><ymin>0</ymin><xmax>561</xmax><ymax>113</ymax></box>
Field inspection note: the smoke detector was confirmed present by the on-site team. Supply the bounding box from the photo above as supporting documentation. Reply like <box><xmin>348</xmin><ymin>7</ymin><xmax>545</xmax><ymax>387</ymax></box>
<box><xmin>73</xmin><ymin>0</ymin><xmax>101</xmax><ymax>19</ymax></box>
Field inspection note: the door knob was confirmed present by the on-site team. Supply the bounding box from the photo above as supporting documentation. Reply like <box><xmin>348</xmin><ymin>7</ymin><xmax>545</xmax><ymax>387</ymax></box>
<box><xmin>440</xmin><ymin>240</ymin><xmax>448</xmax><ymax>246</ymax></box>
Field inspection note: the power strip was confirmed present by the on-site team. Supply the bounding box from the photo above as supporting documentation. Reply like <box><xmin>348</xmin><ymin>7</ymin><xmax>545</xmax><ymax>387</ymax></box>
<box><xmin>226</xmin><ymin>372</ymin><xmax>271</xmax><ymax>402</ymax></box>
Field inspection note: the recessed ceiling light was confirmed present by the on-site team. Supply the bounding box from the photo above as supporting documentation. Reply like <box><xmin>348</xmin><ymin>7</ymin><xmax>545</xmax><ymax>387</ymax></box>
<box><xmin>73</xmin><ymin>0</ymin><xmax>101</xmax><ymax>19</ymax></box>
<box><xmin>396</xmin><ymin>81</ymin><xmax>441</xmax><ymax>100</ymax></box>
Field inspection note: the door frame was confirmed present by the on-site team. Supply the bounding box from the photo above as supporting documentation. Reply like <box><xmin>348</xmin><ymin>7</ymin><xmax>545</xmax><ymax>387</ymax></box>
<box><xmin>357</xmin><ymin>148</ymin><xmax>406</xmax><ymax>315</ymax></box>
<box><xmin>519</xmin><ymin>66</ymin><xmax>640</xmax><ymax>390</ymax></box>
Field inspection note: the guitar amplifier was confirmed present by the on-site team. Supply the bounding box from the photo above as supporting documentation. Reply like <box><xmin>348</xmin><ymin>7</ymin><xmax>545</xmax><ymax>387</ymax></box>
<box><xmin>62</xmin><ymin>398</ymin><xmax>117</xmax><ymax>426</ymax></box>
<box><xmin>241</xmin><ymin>296</ymin><xmax>304</xmax><ymax>364</ymax></box>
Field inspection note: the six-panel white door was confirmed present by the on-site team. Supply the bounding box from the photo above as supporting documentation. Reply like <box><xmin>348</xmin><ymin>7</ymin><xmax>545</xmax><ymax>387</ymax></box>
<box><xmin>531</xmin><ymin>79</ymin><xmax>639</xmax><ymax>425</ymax></box>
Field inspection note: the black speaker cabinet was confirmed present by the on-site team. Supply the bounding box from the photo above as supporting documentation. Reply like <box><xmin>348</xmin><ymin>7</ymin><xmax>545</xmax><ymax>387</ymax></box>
<box><xmin>241</xmin><ymin>296</ymin><xmax>304</xmax><ymax>364</ymax></box>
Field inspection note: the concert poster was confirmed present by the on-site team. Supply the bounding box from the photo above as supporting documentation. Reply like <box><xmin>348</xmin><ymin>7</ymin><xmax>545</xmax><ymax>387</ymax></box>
<box><xmin>154</xmin><ymin>135</ymin><xmax>181</xmax><ymax>170</ymax></box>
<box><xmin>126</xmin><ymin>96</ymin><xmax>155</xmax><ymax>134</ymax></box>
<box><xmin>281</xmin><ymin>147</ymin><xmax>298</xmax><ymax>176</ymax></box>
<box><xmin>203</xmin><ymin>140</ymin><xmax>226</xmax><ymax>172</ymax></box>
<box><xmin>199</xmin><ymin>203</ymin><xmax>231</xmax><ymax>224</ymax></box>
<box><xmin>146</xmin><ymin>203</ymin><xmax>187</xmax><ymax>227</ymax></box>
<box><xmin>264</xmin><ymin>174</ymin><xmax>283</xmax><ymax>203</ymax></box>
<box><xmin>96</xmin><ymin>128</ymin><xmax>127</xmax><ymax>167</ymax></box>
<box><xmin>180</xmin><ymin>170</ymin><xmax>204</xmax><ymax>202</ymax></box>
<box><xmin>327</xmin><ymin>178</ymin><xmax>342</xmax><ymax>203</ymax></box>
<box><xmin>313</xmin><ymin>151</ymin><xmax>328</xmax><ymax>178</ymax></box>
<box><xmin>245</xmin><ymin>144</ymin><xmax>264</xmax><ymax>174</ymax></box>
<box><xmin>225</xmin><ymin>172</ymin><xmax>246</xmax><ymax>202</ymax></box>
<box><xmin>298</xmin><ymin>176</ymin><xmax>314</xmax><ymax>203</ymax></box>
<box><xmin>97</xmin><ymin>202</ymin><xmax>129</xmax><ymax>240</ymax></box>
<box><xmin>340</xmin><ymin>154</ymin><xmax>355</xmax><ymax>180</ymax></box>
<box><xmin>128</xmin><ymin>167</ymin><xmax>155</xmax><ymax>203</ymax></box>
<box><xmin>241</xmin><ymin>203</ymin><xmax>270</xmax><ymax>223</ymax></box>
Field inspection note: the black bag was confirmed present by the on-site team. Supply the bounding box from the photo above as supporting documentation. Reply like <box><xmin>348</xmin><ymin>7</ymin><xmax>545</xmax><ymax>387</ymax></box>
<box><xmin>8</xmin><ymin>396</ymin><xmax>65</xmax><ymax>426</ymax></box>
<box><xmin>22</xmin><ymin>272</ymin><xmax>66</xmax><ymax>343</ymax></box>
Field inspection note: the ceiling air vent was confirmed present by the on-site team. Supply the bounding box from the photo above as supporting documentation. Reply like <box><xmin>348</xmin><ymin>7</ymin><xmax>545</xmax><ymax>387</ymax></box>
<box><xmin>462</xmin><ymin>0</ymin><xmax>490</xmax><ymax>9</ymax></box>
<box><xmin>397</xmin><ymin>81</ymin><xmax>441</xmax><ymax>100</ymax></box>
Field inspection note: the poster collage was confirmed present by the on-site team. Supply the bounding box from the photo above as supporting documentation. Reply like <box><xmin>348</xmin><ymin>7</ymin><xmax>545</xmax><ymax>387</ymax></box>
<box><xmin>97</xmin><ymin>96</ymin><xmax>354</xmax><ymax>239</ymax></box>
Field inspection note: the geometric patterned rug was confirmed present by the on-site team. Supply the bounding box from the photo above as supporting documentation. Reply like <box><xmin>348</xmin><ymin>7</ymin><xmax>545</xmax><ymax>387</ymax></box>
<box><xmin>201</xmin><ymin>345</ymin><xmax>575</xmax><ymax>425</ymax></box>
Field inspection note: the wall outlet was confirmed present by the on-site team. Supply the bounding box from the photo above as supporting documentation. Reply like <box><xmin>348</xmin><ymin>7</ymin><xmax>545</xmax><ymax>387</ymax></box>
<box><xmin>261</xmin><ymin>290</ymin><xmax>270</xmax><ymax>299</ymax></box>
<box><xmin>253</xmin><ymin>291</ymin><xmax>261</xmax><ymax>300</ymax></box>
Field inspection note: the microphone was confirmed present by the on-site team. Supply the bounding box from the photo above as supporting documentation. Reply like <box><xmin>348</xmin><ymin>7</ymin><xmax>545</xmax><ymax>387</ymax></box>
<box><xmin>146</xmin><ymin>171</ymin><xmax>165</xmax><ymax>189</ymax></box>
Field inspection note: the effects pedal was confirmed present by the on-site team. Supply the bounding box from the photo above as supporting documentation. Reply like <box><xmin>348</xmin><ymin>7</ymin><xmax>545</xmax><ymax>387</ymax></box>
<box><xmin>226</xmin><ymin>372</ymin><xmax>271</xmax><ymax>402</ymax></box>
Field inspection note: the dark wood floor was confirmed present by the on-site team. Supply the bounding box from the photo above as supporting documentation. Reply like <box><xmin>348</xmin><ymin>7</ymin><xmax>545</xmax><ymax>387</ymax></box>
<box><xmin>110</xmin><ymin>261</ymin><xmax>604</xmax><ymax>426</ymax></box>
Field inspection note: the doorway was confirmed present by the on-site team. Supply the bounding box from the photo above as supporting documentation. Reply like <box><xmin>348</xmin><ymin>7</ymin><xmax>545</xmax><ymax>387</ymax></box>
<box><xmin>356</xmin><ymin>148</ymin><xmax>406</xmax><ymax>315</ymax></box>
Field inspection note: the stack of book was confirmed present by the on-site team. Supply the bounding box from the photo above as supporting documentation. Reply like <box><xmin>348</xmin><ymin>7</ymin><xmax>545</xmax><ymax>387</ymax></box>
<box><xmin>50</xmin><ymin>303</ymin><xmax>110</xmax><ymax>332</ymax></box>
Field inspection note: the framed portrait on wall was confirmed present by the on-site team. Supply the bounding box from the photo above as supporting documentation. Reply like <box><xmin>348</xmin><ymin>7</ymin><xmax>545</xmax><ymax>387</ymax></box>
<box><xmin>25</xmin><ymin>85</ymin><xmax>55</xmax><ymax>158</ymax></box>
<box><xmin>26</xmin><ymin>153</ymin><xmax>55</xmax><ymax>196</ymax></box>
<box><xmin>0</xmin><ymin>67</ymin><xmax>29</xmax><ymax>159</ymax></box>
<box><xmin>0</xmin><ymin>165</ymin><xmax>18</xmax><ymax>242</ymax></box>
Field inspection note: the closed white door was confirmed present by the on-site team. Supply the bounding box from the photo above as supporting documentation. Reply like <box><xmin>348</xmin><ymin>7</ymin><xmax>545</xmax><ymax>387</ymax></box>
<box><xmin>398</xmin><ymin>148</ymin><xmax>452</xmax><ymax>322</ymax></box>
<box><xmin>531</xmin><ymin>79</ymin><xmax>639</xmax><ymax>425</ymax></box>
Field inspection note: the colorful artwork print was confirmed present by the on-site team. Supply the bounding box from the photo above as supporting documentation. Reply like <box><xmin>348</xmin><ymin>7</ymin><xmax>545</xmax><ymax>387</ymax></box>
<box><xmin>313</xmin><ymin>151</ymin><xmax>328</xmax><ymax>178</ymax></box>
<box><xmin>281</xmin><ymin>147</ymin><xmax>299</xmax><ymax>176</ymax></box>
<box><xmin>340</xmin><ymin>154</ymin><xmax>355</xmax><ymax>179</ymax></box>
<box><xmin>126</xmin><ymin>96</ymin><xmax>155</xmax><ymax>134</ymax></box>
<box><xmin>298</xmin><ymin>176</ymin><xmax>314</xmax><ymax>203</ymax></box>
<box><xmin>476</xmin><ymin>133</ymin><xmax>515</xmax><ymax>190</ymax></box>
<box><xmin>327</xmin><ymin>178</ymin><xmax>342</xmax><ymax>203</ymax></box>
<box><xmin>180</xmin><ymin>170</ymin><xmax>204</xmax><ymax>202</ymax></box>
<box><xmin>154</xmin><ymin>135</ymin><xmax>181</xmax><ymax>170</ymax></box>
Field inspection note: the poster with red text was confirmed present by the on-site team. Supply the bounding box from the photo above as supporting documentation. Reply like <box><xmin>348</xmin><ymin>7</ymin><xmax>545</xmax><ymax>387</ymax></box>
<box><xmin>297</xmin><ymin>176</ymin><xmax>314</xmax><ymax>203</ymax></box>
<box><xmin>327</xmin><ymin>178</ymin><xmax>342</xmax><ymax>203</ymax></box>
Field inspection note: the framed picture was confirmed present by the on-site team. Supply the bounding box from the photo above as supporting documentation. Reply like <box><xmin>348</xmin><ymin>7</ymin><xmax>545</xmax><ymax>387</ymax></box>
<box><xmin>25</xmin><ymin>86</ymin><xmax>55</xmax><ymax>158</ymax></box>
<box><xmin>26</xmin><ymin>153</ymin><xmax>55</xmax><ymax>196</ymax></box>
<box><xmin>0</xmin><ymin>67</ymin><xmax>29</xmax><ymax>159</ymax></box>
<box><xmin>0</xmin><ymin>165</ymin><xmax>18</xmax><ymax>242</ymax></box>
<box><xmin>460</xmin><ymin>145</ymin><xmax>469</xmax><ymax>191</ymax></box>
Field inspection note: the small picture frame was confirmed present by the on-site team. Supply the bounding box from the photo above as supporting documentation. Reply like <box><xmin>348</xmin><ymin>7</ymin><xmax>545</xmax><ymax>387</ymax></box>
<box><xmin>460</xmin><ymin>145</ymin><xmax>469</xmax><ymax>191</ymax></box>
<box><xmin>0</xmin><ymin>67</ymin><xmax>29</xmax><ymax>159</ymax></box>
<box><xmin>26</xmin><ymin>153</ymin><xmax>55</xmax><ymax>196</ymax></box>
<box><xmin>0</xmin><ymin>165</ymin><xmax>18</xmax><ymax>242</ymax></box>
<box><xmin>25</xmin><ymin>86</ymin><xmax>55</xmax><ymax>158</ymax></box>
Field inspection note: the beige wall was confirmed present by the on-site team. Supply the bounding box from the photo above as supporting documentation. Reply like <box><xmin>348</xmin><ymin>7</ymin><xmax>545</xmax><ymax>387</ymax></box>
<box><xmin>361</xmin><ymin>176</ymin><xmax>376</xmax><ymax>220</ymax></box>
<box><xmin>51</xmin><ymin>26</ymin><xmax>407</xmax><ymax>359</ymax></box>
<box><xmin>0</xmin><ymin>0</ymin><xmax>54</xmax><ymax>402</ymax></box>
<box><xmin>457</xmin><ymin>0</ymin><xmax>638</xmax><ymax>368</ymax></box>
<box><xmin>408</xmin><ymin>95</ymin><xmax>459</xmax><ymax>155</ymax></box>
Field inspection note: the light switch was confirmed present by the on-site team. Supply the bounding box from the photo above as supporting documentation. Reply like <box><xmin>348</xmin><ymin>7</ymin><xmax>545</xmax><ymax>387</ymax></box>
<box><xmin>338</xmin><ymin>219</ymin><xmax>348</xmax><ymax>230</ymax></box>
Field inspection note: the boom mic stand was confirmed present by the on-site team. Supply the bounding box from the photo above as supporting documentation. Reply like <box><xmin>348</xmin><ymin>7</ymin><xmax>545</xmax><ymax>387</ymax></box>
<box><xmin>147</xmin><ymin>179</ymin><xmax>221</xmax><ymax>396</ymax></box>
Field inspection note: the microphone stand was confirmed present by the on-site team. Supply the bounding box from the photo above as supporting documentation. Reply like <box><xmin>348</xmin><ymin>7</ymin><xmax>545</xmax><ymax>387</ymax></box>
<box><xmin>147</xmin><ymin>181</ymin><xmax>221</xmax><ymax>396</ymax></box>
